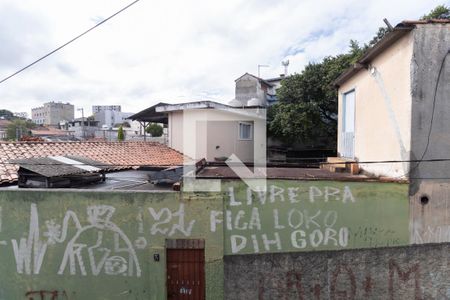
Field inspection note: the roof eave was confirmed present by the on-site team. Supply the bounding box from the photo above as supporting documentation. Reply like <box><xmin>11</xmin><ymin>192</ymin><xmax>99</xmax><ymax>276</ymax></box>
<box><xmin>155</xmin><ymin>101</ymin><xmax>231</xmax><ymax>112</ymax></box>
<box><xmin>127</xmin><ymin>102</ymin><xmax>169</xmax><ymax>123</ymax></box>
<box><xmin>333</xmin><ymin>24</ymin><xmax>414</xmax><ymax>88</ymax></box>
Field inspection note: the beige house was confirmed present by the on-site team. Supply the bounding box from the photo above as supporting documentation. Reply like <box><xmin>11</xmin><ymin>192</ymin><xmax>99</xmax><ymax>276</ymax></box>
<box><xmin>334</xmin><ymin>20</ymin><xmax>450</xmax><ymax>179</ymax></box>
<box><xmin>334</xmin><ymin>19</ymin><xmax>450</xmax><ymax>245</ymax></box>
<box><xmin>155</xmin><ymin>101</ymin><xmax>266</xmax><ymax>163</ymax></box>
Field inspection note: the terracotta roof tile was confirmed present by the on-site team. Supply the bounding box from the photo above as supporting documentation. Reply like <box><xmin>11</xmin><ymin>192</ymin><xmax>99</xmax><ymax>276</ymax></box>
<box><xmin>0</xmin><ymin>141</ymin><xmax>185</xmax><ymax>185</ymax></box>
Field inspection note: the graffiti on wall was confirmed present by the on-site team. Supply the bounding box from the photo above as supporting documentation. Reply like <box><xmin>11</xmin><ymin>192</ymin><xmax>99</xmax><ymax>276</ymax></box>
<box><xmin>225</xmin><ymin>243</ymin><xmax>450</xmax><ymax>300</ymax></box>
<box><xmin>214</xmin><ymin>181</ymin><xmax>409</xmax><ymax>254</ymax></box>
<box><xmin>255</xmin><ymin>259</ymin><xmax>429</xmax><ymax>300</ymax></box>
<box><xmin>25</xmin><ymin>290</ymin><xmax>69</xmax><ymax>300</ymax></box>
<box><xmin>1</xmin><ymin>202</ymin><xmax>196</xmax><ymax>278</ymax></box>
<box><xmin>413</xmin><ymin>224</ymin><xmax>450</xmax><ymax>244</ymax></box>
<box><xmin>0</xmin><ymin>180</ymin><xmax>409</xmax><ymax>278</ymax></box>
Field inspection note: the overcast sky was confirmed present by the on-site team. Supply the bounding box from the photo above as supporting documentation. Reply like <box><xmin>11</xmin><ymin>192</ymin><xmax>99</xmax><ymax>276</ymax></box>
<box><xmin>0</xmin><ymin>0</ymin><xmax>447</xmax><ymax>117</ymax></box>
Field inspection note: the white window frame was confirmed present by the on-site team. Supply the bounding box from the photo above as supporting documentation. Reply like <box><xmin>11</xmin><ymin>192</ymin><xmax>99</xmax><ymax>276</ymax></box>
<box><xmin>238</xmin><ymin>121</ymin><xmax>253</xmax><ymax>141</ymax></box>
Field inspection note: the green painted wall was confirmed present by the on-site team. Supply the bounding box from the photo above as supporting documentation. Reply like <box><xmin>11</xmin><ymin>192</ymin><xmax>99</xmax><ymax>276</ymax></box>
<box><xmin>220</xmin><ymin>180</ymin><xmax>409</xmax><ymax>255</ymax></box>
<box><xmin>0</xmin><ymin>190</ymin><xmax>224</xmax><ymax>300</ymax></box>
<box><xmin>0</xmin><ymin>179</ymin><xmax>409</xmax><ymax>299</ymax></box>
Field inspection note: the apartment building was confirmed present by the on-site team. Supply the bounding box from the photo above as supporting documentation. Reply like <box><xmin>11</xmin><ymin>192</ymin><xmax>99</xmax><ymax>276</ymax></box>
<box><xmin>31</xmin><ymin>101</ymin><xmax>74</xmax><ymax>126</ymax></box>
<box><xmin>92</xmin><ymin>105</ymin><xmax>121</xmax><ymax>114</ymax></box>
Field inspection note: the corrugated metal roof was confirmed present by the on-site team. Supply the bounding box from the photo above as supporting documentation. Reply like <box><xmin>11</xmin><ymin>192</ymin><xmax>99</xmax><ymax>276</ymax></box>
<box><xmin>11</xmin><ymin>156</ymin><xmax>109</xmax><ymax>178</ymax></box>
<box><xmin>127</xmin><ymin>102</ymin><xmax>169</xmax><ymax>123</ymax></box>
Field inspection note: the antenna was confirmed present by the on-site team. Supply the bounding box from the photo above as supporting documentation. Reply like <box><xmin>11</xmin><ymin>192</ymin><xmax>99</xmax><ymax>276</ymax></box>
<box><xmin>257</xmin><ymin>64</ymin><xmax>270</xmax><ymax>77</ymax></box>
<box><xmin>281</xmin><ymin>60</ymin><xmax>290</xmax><ymax>75</ymax></box>
<box><xmin>383</xmin><ymin>18</ymin><xmax>394</xmax><ymax>31</ymax></box>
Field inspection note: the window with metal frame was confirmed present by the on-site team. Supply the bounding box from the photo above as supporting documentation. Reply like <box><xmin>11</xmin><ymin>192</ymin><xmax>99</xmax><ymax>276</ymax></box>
<box><xmin>238</xmin><ymin>122</ymin><xmax>253</xmax><ymax>140</ymax></box>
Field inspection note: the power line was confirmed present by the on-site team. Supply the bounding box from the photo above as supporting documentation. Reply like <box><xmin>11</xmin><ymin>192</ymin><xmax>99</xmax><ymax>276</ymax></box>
<box><xmin>0</xmin><ymin>0</ymin><xmax>141</xmax><ymax>85</ymax></box>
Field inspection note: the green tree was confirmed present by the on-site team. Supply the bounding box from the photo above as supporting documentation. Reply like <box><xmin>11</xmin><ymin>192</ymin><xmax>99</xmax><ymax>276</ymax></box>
<box><xmin>146</xmin><ymin>123</ymin><xmax>163</xmax><ymax>137</ymax></box>
<box><xmin>268</xmin><ymin>41</ymin><xmax>363</xmax><ymax>148</ymax></box>
<box><xmin>421</xmin><ymin>4</ymin><xmax>450</xmax><ymax>19</ymax></box>
<box><xmin>367</xmin><ymin>26</ymin><xmax>390</xmax><ymax>48</ymax></box>
<box><xmin>269</xmin><ymin>4</ymin><xmax>449</xmax><ymax>149</ymax></box>
<box><xmin>0</xmin><ymin>109</ymin><xmax>14</xmax><ymax>120</ymax></box>
<box><xmin>6</xmin><ymin>119</ymin><xmax>35</xmax><ymax>140</ymax></box>
<box><xmin>365</xmin><ymin>5</ymin><xmax>450</xmax><ymax>51</ymax></box>
<box><xmin>117</xmin><ymin>125</ymin><xmax>124</xmax><ymax>141</ymax></box>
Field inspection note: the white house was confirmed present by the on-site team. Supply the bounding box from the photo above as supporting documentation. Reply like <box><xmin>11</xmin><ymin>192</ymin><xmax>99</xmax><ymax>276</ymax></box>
<box><xmin>156</xmin><ymin>101</ymin><xmax>266</xmax><ymax>163</ymax></box>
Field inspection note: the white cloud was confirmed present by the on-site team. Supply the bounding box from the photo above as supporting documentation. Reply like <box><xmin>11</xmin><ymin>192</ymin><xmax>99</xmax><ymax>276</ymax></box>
<box><xmin>0</xmin><ymin>0</ymin><xmax>446</xmax><ymax>117</ymax></box>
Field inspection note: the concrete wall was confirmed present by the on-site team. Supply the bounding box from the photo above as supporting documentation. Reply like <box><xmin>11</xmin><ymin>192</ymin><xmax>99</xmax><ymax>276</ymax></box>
<box><xmin>235</xmin><ymin>74</ymin><xmax>267</xmax><ymax>105</ymax></box>
<box><xmin>409</xmin><ymin>24</ymin><xmax>450</xmax><ymax>245</ymax></box>
<box><xmin>168</xmin><ymin>110</ymin><xmax>184</xmax><ymax>152</ymax></box>
<box><xmin>0</xmin><ymin>190</ymin><xmax>224</xmax><ymax>300</ymax></box>
<box><xmin>0</xmin><ymin>179</ymin><xmax>413</xmax><ymax>299</ymax></box>
<box><xmin>94</xmin><ymin>110</ymin><xmax>133</xmax><ymax>128</ymax></box>
<box><xmin>48</xmin><ymin>103</ymin><xmax>75</xmax><ymax>126</ymax></box>
<box><xmin>409</xmin><ymin>24</ymin><xmax>450</xmax><ymax>181</ymax></box>
<box><xmin>337</xmin><ymin>32</ymin><xmax>414</xmax><ymax>178</ymax></box>
<box><xmin>225</xmin><ymin>243</ymin><xmax>450</xmax><ymax>299</ymax></box>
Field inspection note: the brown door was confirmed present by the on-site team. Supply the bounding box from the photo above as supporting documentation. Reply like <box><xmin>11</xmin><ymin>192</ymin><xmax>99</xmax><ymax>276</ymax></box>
<box><xmin>166</xmin><ymin>239</ymin><xmax>205</xmax><ymax>300</ymax></box>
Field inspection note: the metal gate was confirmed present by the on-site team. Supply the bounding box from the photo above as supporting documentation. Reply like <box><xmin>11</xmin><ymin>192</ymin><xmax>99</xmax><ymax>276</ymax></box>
<box><xmin>166</xmin><ymin>239</ymin><xmax>205</xmax><ymax>300</ymax></box>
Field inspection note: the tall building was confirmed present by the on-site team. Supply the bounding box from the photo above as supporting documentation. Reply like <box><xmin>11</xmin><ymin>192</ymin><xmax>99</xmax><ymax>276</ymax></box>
<box><xmin>31</xmin><ymin>102</ymin><xmax>74</xmax><ymax>126</ymax></box>
<box><xmin>92</xmin><ymin>105</ymin><xmax>121</xmax><ymax>114</ymax></box>
<box><xmin>233</xmin><ymin>73</ymin><xmax>283</xmax><ymax>107</ymax></box>
<box><xmin>93</xmin><ymin>105</ymin><xmax>132</xmax><ymax>128</ymax></box>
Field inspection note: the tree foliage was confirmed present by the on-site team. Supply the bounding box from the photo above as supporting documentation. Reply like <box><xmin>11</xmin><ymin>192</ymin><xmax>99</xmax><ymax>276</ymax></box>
<box><xmin>268</xmin><ymin>42</ymin><xmax>363</xmax><ymax>148</ymax></box>
<box><xmin>367</xmin><ymin>5</ymin><xmax>450</xmax><ymax>49</ymax></box>
<box><xmin>421</xmin><ymin>5</ymin><xmax>450</xmax><ymax>19</ymax></box>
<box><xmin>367</xmin><ymin>26</ymin><xmax>390</xmax><ymax>48</ymax></box>
<box><xmin>146</xmin><ymin>123</ymin><xmax>163</xmax><ymax>137</ymax></box>
<box><xmin>6</xmin><ymin>119</ymin><xmax>35</xmax><ymax>140</ymax></box>
<box><xmin>269</xmin><ymin>5</ymin><xmax>448</xmax><ymax>149</ymax></box>
<box><xmin>0</xmin><ymin>109</ymin><xmax>14</xmax><ymax>120</ymax></box>
<box><xmin>117</xmin><ymin>125</ymin><xmax>124</xmax><ymax>141</ymax></box>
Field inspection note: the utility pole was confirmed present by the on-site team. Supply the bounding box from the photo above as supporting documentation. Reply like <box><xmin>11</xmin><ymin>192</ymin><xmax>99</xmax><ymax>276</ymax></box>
<box><xmin>77</xmin><ymin>108</ymin><xmax>85</xmax><ymax>140</ymax></box>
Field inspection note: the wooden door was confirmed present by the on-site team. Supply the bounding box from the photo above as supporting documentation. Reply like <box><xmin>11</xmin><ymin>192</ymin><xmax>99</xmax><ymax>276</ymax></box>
<box><xmin>166</xmin><ymin>240</ymin><xmax>205</xmax><ymax>300</ymax></box>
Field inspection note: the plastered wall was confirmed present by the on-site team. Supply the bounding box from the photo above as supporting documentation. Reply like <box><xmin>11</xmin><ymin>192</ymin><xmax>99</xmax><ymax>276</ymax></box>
<box><xmin>337</xmin><ymin>32</ymin><xmax>414</xmax><ymax>177</ymax></box>
<box><xmin>220</xmin><ymin>180</ymin><xmax>409</xmax><ymax>255</ymax></box>
<box><xmin>408</xmin><ymin>24</ymin><xmax>450</xmax><ymax>246</ymax></box>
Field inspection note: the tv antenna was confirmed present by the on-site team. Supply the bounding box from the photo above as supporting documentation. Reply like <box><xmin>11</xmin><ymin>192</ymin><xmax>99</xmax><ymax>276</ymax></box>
<box><xmin>282</xmin><ymin>60</ymin><xmax>289</xmax><ymax>75</ymax></box>
<box><xmin>257</xmin><ymin>64</ymin><xmax>270</xmax><ymax>77</ymax></box>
